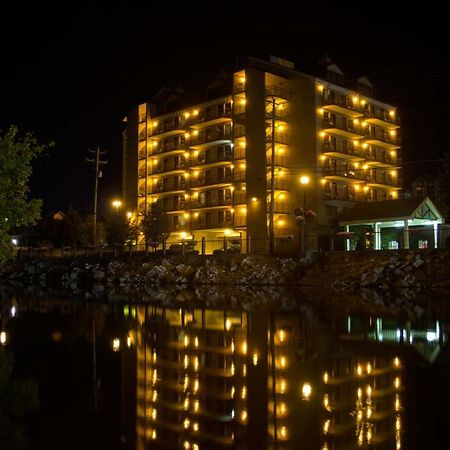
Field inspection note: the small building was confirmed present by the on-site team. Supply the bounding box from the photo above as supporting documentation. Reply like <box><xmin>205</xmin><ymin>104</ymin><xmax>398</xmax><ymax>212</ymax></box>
<box><xmin>339</xmin><ymin>196</ymin><xmax>445</xmax><ymax>250</ymax></box>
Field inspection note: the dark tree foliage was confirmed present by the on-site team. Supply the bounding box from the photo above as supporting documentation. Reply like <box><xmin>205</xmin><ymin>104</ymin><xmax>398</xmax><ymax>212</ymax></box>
<box><xmin>140</xmin><ymin>202</ymin><xmax>170</xmax><ymax>250</ymax></box>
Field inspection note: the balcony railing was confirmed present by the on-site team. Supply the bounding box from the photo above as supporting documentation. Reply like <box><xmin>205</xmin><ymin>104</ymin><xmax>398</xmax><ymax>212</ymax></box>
<box><xmin>153</xmin><ymin>161</ymin><xmax>187</xmax><ymax>173</ymax></box>
<box><xmin>194</xmin><ymin>152</ymin><xmax>233</xmax><ymax>166</ymax></box>
<box><xmin>323</xmin><ymin>167</ymin><xmax>362</xmax><ymax>181</ymax></box>
<box><xmin>154</xmin><ymin>140</ymin><xmax>187</xmax><ymax>154</ymax></box>
<box><xmin>265</xmin><ymin>85</ymin><xmax>290</xmax><ymax>100</ymax></box>
<box><xmin>151</xmin><ymin>181</ymin><xmax>187</xmax><ymax>193</ymax></box>
<box><xmin>267</xmin><ymin>155</ymin><xmax>288</xmax><ymax>167</ymax></box>
<box><xmin>365</xmin><ymin>109</ymin><xmax>400</xmax><ymax>127</ymax></box>
<box><xmin>192</xmin><ymin>219</ymin><xmax>233</xmax><ymax>230</ymax></box>
<box><xmin>322</xmin><ymin>119</ymin><xmax>362</xmax><ymax>136</ymax></box>
<box><xmin>322</xmin><ymin>94</ymin><xmax>359</xmax><ymax>113</ymax></box>
<box><xmin>323</xmin><ymin>142</ymin><xmax>361</xmax><ymax>158</ymax></box>
<box><xmin>267</xmin><ymin>202</ymin><xmax>289</xmax><ymax>213</ymax></box>
<box><xmin>364</xmin><ymin>130</ymin><xmax>399</xmax><ymax>146</ymax></box>
<box><xmin>324</xmin><ymin>191</ymin><xmax>364</xmax><ymax>201</ymax></box>
<box><xmin>150</xmin><ymin>118</ymin><xmax>183</xmax><ymax>136</ymax></box>
<box><xmin>190</xmin><ymin>174</ymin><xmax>232</xmax><ymax>188</ymax></box>
<box><xmin>191</xmin><ymin>130</ymin><xmax>232</xmax><ymax>146</ymax></box>
<box><xmin>193</xmin><ymin>109</ymin><xmax>231</xmax><ymax>124</ymax></box>
<box><xmin>266</xmin><ymin>132</ymin><xmax>290</xmax><ymax>145</ymax></box>
<box><xmin>191</xmin><ymin>198</ymin><xmax>233</xmax><ymax>209</ymax></box>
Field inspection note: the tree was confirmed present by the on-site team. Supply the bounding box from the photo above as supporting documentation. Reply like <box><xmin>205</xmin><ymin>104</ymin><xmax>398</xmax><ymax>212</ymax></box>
<box><xmin>104</xmin><ymin>213</ymin><xmax>134</xmax><ymax>247</ymax></box>
<box><xmin>436</xmin><ymin>152</ymin><xmax>450</xmax><ymax>221</ymax></box>
<box><xmin>140</xmin><ymin>203</ymin><xmax>170</xmax><ymax>251</ymax></box>
<box><xmin>0</xmin><ymin>126</ymin><xmax>52</xmax><ymax>260</ymax></box>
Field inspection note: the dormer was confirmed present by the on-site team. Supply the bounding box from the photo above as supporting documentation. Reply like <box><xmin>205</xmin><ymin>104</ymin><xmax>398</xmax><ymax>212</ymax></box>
<box><xmin>326</xmin><ymin>64</ymin><xmax>344</xmax><ymax>86</ymax></box>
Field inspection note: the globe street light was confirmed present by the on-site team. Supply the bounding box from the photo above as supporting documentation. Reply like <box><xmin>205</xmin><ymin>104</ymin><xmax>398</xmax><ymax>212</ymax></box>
<box><xmin>299</xmin><ymin>176</ymin><xmax>310</xmax><ymax>255</ymax></box>
<box><xmin>112</xmin><ymin>200</ymin><xmax>122</xmax><ymax>215</ymax></box>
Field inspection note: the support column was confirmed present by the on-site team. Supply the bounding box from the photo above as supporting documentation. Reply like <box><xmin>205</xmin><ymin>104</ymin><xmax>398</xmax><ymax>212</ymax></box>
<box><xmin>374</xmin><ymin>222</ymin><xmax>381</xmax><ymax>250</ymax></box>
<box><xmin>403</xmin><ymin>220</ymin><xmax>409</xmax><ymax>249</ymax></box>
<box><xmin>345</xmin><ymin>225</ymin><xmax>350</xmax><ymax>251</ymax></box>
<box><xmin>433</xmin><ymin>223</ymin><xmax>438</xmax><ymax>249</ymax></box>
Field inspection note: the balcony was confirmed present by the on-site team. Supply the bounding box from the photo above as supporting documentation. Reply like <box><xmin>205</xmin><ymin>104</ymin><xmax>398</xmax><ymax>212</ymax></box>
<box><xmin>365</xmin><ymin>130</ymin><xmax>400</xmax><ymax>149</ymax></box>
<box><xmin>323</xmin><ymin>167</ymin><xmax>364</xmax><ymax>184</ymax></box>
<box><xmin>267</xmin><ymin>202</ymin><xmax>289</xmax><ymax>213</ymax></box>
<box><xmin>151</xmin><ymin>181</ymin><xmax>187</xmax><ymax>194</ymax></box>
<box><xmin>192</xmin><ymin>219</ymin><xmax>233</xmax><ymax>231</ymax></box>
<box><xmin>266</xmin><ymin>132</ymin><xmax>290</xmax><ymax>145</ymax></box>
<box><xmin>191</xmin><ymin>152</ymin><xmax>233</xmax><ymax>169</ymax></box>
<box><xmin>190</xmin><ymin>129</ymin><xmax>232</xmax><ymax>149</ymax></box>
<box><xmin>324</xmin><ymin>191</ymin><xmax>365</xmax><ymax>201</ymax></box>
<box><xmin>364</xmin><ymin>150</ymin><xmax>398</xmax><ymax>168</ymax></box>
<box><xmin>265</xmin><ymin>85</ymin><xmax>290</xmax><ymax>100</ymax></box>
<box><xmin>364</xmin><ymin>110</ymin><xmax>400</xmax><ymax>129</ymax></box>
<box><xmin>150</xmin><ymin>118</ymin><xmax>185</xmax><ymax>139</ymax></box>
<box><xmin>322</xmin><ymin>119</ymin><xmax>364</xmax><ymax>140</ymax></box>
<box><xmin>366</xmin><ymin>174</ymin><xmax>399</xmax><ymax>189</ymax></box>
<box><xmin>190</xmin><ymin>198</ymin><xmax>233</xmax><ymax>209</ymax></box>
<box><xmin>322</xmin><ymin>142</ymin><xmax>364</xmax><ymax>161</ymax></box>
<box><xmin>190</xmin><ymin>109</ymin><xmax>232</xmax><ymax>130</ymax></box>
<box><xmin>153</xmin><ymin>161</ymin><xmax>188</xmax><ymax>174</ymax></box>
<box><xmin>322</xmin><ymin>95</ymin><xmax>363</xmax><ymax>118</ymax></box>
<box><xmin>161</xmin><ymin>202</ymin><xmax>187</xmax><ymax>213</ymax></box>
<box><xmin>153</xmin><ymin>139</ymin><xmax>188</xmax><ymax>156</ymax></box>
<box><xmin>190</xmin><ymin>174</ymin><xmax>232</xmax><ymax>189</ymax></box>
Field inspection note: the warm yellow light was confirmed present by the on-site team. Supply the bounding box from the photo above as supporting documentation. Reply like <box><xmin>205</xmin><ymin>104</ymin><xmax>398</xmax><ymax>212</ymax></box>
<box><xmin>184</xmin><ymin>418</ymin><xmax>190</xmax><ymax>429</ymax></box>
<box><xmin>353</xmin><ymin>119</ymin><xmax>360</xmax><ymax>125</ymax></box>
<box><xmin>251</xmin><ymin>197</ymin><xmax>258</xmax><ymax>202</ymax></box>
<box><xmin>194</xmin><ymin>400</ymin><xmax>199</xmax><ymax>412</ymax></box>
<box><xmin>112</xmin><ymin>338</ymin><xmax>120</xmax><ymax>352</ymax></box>
<box><xmin>390</xmin><ymin>170</ymin><xmax>398</xmax><ymax>177</ymax></box>
<box><xmin>320</xmin><ymin>154</ymin><xmax>326</xmax><ymax>161</ymax></box>
<box><xmin>152</xmin><ymin>351</ymin><xmax>157</xmax><ymax>362</ymax></box>
<box><xmin>184</xmin><ymin>152</ymin><xmax>190</xmax><ymax>158</ymax></box>
<box><xmin>152</xmin><ymin>140</ymin><xmax>158</xmax><ymax>147</ymax></box>
<box><xmin>242</xmin><ymin>363</ymin><xmax>247</xmax><ymax>376</ymax></box>
<box><xmin>241</xmin><ymin>386</ymin><xmax>247</xmax><ymax>399</ymax></box>
<box><xmin>184</xmin><ymin>112</ymin><xmax>190</xmax><ymax>119</ymax></box>
<box><xmin>363</xmin><ymin>164</ymin><xmax>369</xmax><ymax>170</ymax></box>
<box><xmin>277</xmin><ymin>147</ymin><xmax>284</xmax><ymax>154</ymax></box>
<box><xmin>253</xmin><ymin>353</ymin><xmax>258</xmax><ymax>366</ymax></box>
<box><xmin>240</xmin><ymin>162</ymin><xmax>246</xmax><ymax>169</ymax></box>
<box><xmin>300</xmin><ymin>175</ymin><xmax>310</xmax><ymax>185</ymax></box>
<box><xmin>277</xmin><ymin>219</ymin><xmax>285</xmax><ymax>227</ymax></box>
<box><xmin>362</xmin><ymin>143</ymin><xmax>368</xmax><ymax>149</ymax></box>
<box><xmin>112</xmin><ymin>200</ymin><xmax>122</xmax><ymax>209</ymax></box>
<box><xmin>357</xmin><ymin>387</ymin><xmax>362</xmax><ymax>398</ymax></box>
<box><xmin>395</xmin><ymin>394</ymin><xmax>401</xmax><ymax>411</ymax></box>
<box><xmin>240</xmin><ymin>98</ymin><xmax>247</xmax><ymax>106</ymax></box>
<box><xmin>323</xmin><ymin>419</ymin><xmax>330</xmax><ymax>434</ymax></box>
<box><xmin>193</xmin><ymin>422</ymin><xmax>199</xmax><ymax>432</ymax></box>
<box><xmin>280</xmin><ymin>379</ymin><xmax>287</xmax><ymax>393</ymax></box>
<box><xmin>225</xmin><ymin>319</ymin><xmax>231</xmax><ymax>330</ymax></box>
<box><xmin>280</xmin><ymin>356</ymin><xmax>287</xmax><ymax>368</ymax></box>
<box><xmin>320</xmin><ymin>178</ymin><xmax>327</xmax><ymax>185</ymax></box>
<box><xmin>352</xmin><ymin>96</ymin><xmax>359</xmax><ymax>103</ymax></box>
<box><xmin>194</xmin><ymin>337</ymin><xmax>199</xmax><ymax>348</ymax></box>
<box><xmin>241</xmin><ymin>410</ymin><xmax>248</xmax><ymax>422</ymax></box>
<box><xmin>353</xmin><ymin>140</ymin><xmax>359</xmax><ymax>146</ymax></box>
<box><xmin>320</xmin><ymin>131</ymin><xmax>326</xmax><ymax>137</ymax></box>
<box><xmin>394</xmin><ymin>357</ymin><xmax>400</xmax><ymax>367</ymax></box>
<box><xmin>151</xmin><ymin>429</ymin><xmax>157</xmax><ymax>440</ymax></box>
<box><xmin>184</xmin><ymin>213</ymin><xmax>189</xmax><ymax>219</ymax></box>
<box><xmin>390</xmin><ymin>150</ymin><xmax>397</xmax><ymax>157</ymax></box>
<box><xmin>241</xmin><ymin>206</ymin><xmax>247</xmax><ymax>213</ymax></box>
<box><xmin>317</xmin><ymin>108</ymin><xmax>324</xmax><ymax>114</ymax></box>
<box><xmin>185</xmin><ymin>132</ymin><xmax>190</xmax><ymax>139</ymax></box>
<box><xmin>184</xmin><ymin>398</ymin><xmax>189</xmax><ymax>410</ymax></box>
<box><xmin>194</xmin><ymin>379</ymin><xmax>199</xmax><ymax>393</ymax></box>
<box><xmin>394</xmin><ymin>377</ymin><xmax>400</xmax><ymax>389</ymax></box>
<box><xmin>389</xmin><ymin>110</ymin><xmax>395</xmax><ymax>117</ymax></box>
<box><xmin>1</xmin><ymin>331</ymin><xmax>6</xmax><ymax>345</ymax></box>
<box><xmin>279</xmin><ymin>329</ymin><xmax>285</xmax><ymax>342</ymax></box>
<box><xmin>180</xmin><ymin>232</ymin><xmax>187</xmax><ymax>239</ymax></box>
<box><xmin>151</xmin><ymin>408</ymin><xmax>157</xmax><ymax>420</ymax></box>
<box><xmin>239</xmin><ymin>76</ymin><xmax>246</xmax><ymax>84</ymax></box>
<box><xmin>323</xmin><ymin>372</ymin><xmax>329</xmax><ymax>383</ymax></box>
<box><xmin>183</xmin><ymin>441</ymin><xmax>190</xmax><ymax>450</ymax></box>
<box><xmin>126</xmin><ymin>211</ymin><xmax>133</xmax><ymax>219</ymax></box>
<box><xmin>127</xmin><ymin>336</ymin><xmax>132</xmax><ymax>347</ymax></box>
<box><xmin>361</xmin><ymin>99</ymin><xmax>366</xmax><ymax>106</ymax></box>
<box><xmin>192</xmin><ymin>444</ymin><xmax>199</xmax><ymax>450</ymax></box>
<box><xmin>242</xmin><ymin>341</ymin><xmax>248</xmax><ymax>354</ymax></box>
<box><xmin>390</xmin><ymin>130</ymin><xmax>396</xmax><ymax>136</ymax></box>
<box><xmin>323</xmin><ymin>393</ymin><xmax>331</xmax><ymax>411</ymax></box>
<box><xmin>152</xmin><ymin>120</ymin><xmax>158</xmax><ymax>127</ymax></box>
<box><xmin>366</xmin><ymin>385</ymin><xmax>372</xmax><ymax>396</ymax></box>
<box><xmin>224</xmin><ymin>229</ymin><xmax>232</xmax><ymax>235</ymax></box>
<box><xmin>194</xmin><ymin>212</ymin><xmax>199</xmax><ymax>218</ymax></box>
<box><xmin>354</xmin><ymin>184</ymin><xmax>360</xmax><ymax>191</ymax></box>
<box><xmin>277</xmin><ymin>124</ymin><xmax>284</xmax><ymax>132</ymax></box>
<box><xmin>280</xmin><ymin>426</ymin><xmax>287</xmax><ymax>438</ymax></box>
<box><xmin>366</xmin><ymin>363</ymin><xmax>372</xmax><ymax>374</ymax></box>
<box><xmin>362</xmin><ymin>121</ymin><xmax>368</xmax><ymax>127</ymax></box>
<box><xmin>317</xmin><ymin>84</ymin><xmax>324</xmax><ymax>92</ymax></box>
<box><xmin>193</xmin><ymin>170</ymin><xmax>199</xmax><ymax>177</ymax></box>
<box><xmin>184</xmin><ymin>354</ymin><xmax>189</xmax><ymax>368</ymax></box>
<box><xmin>363</xmin><ymin>186</ymin><xmax>369</xmax><ymax>192</ymax></box>
<box><xmin>302</xmin><ymin>382</ymin><xmax>312</xmax><ymax>400</ymax></box>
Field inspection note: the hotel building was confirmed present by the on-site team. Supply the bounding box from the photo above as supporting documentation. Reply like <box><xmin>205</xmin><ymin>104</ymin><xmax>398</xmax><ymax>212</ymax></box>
<box><xmin>122</xmin><ymin>56</ymin><xmax>401</xmax><ymax>253</ymax></box>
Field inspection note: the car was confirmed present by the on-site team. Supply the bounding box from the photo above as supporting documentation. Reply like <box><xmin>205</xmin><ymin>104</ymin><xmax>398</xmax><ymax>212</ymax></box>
<box><xmin>167</xmin><ymin>242</ymin><xmax>199</xmax><ymax>255</ymax></box>
<box><xmin>213</xmin><ymin>239</ymin><xmax>241</xmax><ymax>255</ymax></box>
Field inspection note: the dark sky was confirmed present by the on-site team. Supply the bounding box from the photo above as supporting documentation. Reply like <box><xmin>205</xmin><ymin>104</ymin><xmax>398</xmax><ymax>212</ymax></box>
<box><xmin>1</xmin><ymin>2</ymin><xmax>449</xmax><ymax>215</ymax></box>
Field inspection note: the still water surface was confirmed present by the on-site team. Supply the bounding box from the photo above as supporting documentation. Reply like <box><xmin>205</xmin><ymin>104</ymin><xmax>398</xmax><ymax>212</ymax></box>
<box><xmin>1</xmin><ymin>290</ymin><xmax>449</xmax><ymax>450</ymax></box>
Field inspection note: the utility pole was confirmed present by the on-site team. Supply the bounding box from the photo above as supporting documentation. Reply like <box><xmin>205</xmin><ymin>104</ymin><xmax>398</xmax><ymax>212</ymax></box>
<box><xmin>86</xmin><ymin>148</ymin><xmax>107</xmax><ymax>247</ymax></box>
<box><xmin>268</xmin><ymin>96</ymin><xmax>276</xmax><ymax>257</ymax></box>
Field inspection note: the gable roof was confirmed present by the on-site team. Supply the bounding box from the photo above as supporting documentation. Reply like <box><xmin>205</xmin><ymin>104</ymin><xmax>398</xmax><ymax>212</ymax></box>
<box><xmin>339</xmin><ymin>197</ymin><xmax>444</xmax><ymax>225</ymax></box>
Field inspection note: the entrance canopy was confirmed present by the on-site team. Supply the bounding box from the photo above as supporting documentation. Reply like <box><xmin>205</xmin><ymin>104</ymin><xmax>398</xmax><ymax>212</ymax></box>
<box><xmin>339</xmin><ymin>197</ymin><xmax>444</xmax><ymax>250</ymax></box>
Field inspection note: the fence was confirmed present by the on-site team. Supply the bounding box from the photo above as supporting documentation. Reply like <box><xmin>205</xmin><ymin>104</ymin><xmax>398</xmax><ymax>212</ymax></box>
<box><xmin>12</xmin><ymin>226</ymin><xmax>450</xmax><ymax>259</ymax></box>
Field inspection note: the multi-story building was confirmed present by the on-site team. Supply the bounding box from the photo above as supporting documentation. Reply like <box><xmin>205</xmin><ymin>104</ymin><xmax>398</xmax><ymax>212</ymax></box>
<box><xmin>122</xmin><ymin>56</ymin><xmax>401</xmax><ymax>253</ymax></box>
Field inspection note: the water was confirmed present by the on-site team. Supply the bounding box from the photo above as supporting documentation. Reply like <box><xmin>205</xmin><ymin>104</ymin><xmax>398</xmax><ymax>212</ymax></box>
<box><xmin>1</xmin><ymin>289</ymin><xmax>449</xmax><ymax>450</ymax></box>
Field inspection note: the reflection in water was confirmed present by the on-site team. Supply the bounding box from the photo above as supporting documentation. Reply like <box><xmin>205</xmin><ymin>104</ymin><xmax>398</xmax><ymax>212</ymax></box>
<box><xmin>118</xmin><ymin>303</ymin><xmax>448</xmax><ymax>450</ymax></box>
<box><xmin>1</xmin><ymin>290</ymin><xmax>449</xmax><ymax>450</ymax></box>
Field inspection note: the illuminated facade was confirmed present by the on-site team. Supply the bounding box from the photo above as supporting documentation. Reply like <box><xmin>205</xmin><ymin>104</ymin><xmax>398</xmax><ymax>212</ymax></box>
<box><xmin>123</xmin><ymin>57</ymin><xmax>401</xmax><ymax>253</ymax></box>
<box><xmin>121</xmin><ymin>306</ymin><xmax>415</xmax><ymax>450</ymax></box>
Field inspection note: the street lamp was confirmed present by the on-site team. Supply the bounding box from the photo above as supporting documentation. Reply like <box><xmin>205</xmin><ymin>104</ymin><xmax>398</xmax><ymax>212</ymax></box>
<box><xmin>112</xmin><ymin>200</ymin><xmax>122</xmax><ymax>214</ymax></box>
<box><xmin>300</xmin><ymin>176</ymin><xmax>310</xmax><ymax>255</ymax></box>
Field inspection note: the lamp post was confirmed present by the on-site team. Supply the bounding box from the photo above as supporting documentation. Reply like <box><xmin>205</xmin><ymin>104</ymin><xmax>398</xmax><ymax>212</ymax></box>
<box><xmin>112</xmin><ymin>200</ymin><xmax>122</xmax><ymax>215</ymax></box>
<box><xmin>300</xmin><ymin>176</ymin><xmax>310</xmax><ymax>255</ymax></box>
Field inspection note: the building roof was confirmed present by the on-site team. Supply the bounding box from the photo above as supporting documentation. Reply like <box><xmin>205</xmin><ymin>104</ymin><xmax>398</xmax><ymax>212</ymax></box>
<box><xmin>339</xmin><ymin>197</ymin><xmax>444</xmax><ymax>225</ymax></box>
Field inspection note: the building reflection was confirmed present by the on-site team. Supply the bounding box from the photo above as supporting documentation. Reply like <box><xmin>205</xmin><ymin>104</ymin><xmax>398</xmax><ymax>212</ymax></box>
<box><xmin>121</xmin><ymin>305</ymin><xmax>447</xmax><ymax>450</ymax></box>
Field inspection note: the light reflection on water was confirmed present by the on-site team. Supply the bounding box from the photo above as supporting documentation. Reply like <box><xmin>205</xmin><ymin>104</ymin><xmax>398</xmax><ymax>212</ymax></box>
<box><xmin>1</xmin><ymin>289</ymin><xmax>449</xmax><ymax>450</ymax></box>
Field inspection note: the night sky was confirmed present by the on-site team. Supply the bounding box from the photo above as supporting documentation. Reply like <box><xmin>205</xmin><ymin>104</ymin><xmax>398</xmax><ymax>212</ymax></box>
<box><xmin>1</xmin><ymin>3</ymin><xmax>449</xmax><ymax>215</ymax></box>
